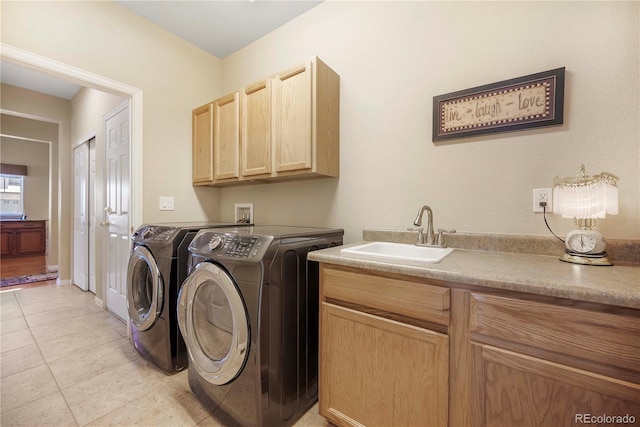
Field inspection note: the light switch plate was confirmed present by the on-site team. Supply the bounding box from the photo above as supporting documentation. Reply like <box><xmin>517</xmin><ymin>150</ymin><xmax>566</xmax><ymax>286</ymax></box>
<box><xmin>159</xmin><ymin>196</ymin><xmax>175</xmax><ymax>211</ymax></box>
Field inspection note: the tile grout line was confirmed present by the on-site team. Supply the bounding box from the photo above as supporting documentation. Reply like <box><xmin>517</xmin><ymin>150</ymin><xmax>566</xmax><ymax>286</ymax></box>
<box><xmin>15</xmin><ymin>285</ymin><xmax>83</xmax><ymax>427</ymax></box>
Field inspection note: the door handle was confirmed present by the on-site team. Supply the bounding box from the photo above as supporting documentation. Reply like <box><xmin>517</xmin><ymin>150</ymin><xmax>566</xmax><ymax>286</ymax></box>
<box><xmin>101</xmin><ymin>206</ymin><xmax>113</xmax><ymax>227</ymax></box>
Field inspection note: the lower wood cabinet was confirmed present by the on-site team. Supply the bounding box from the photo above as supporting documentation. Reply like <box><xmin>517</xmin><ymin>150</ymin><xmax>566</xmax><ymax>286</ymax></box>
<box><xmin>471</xmin><ymin>344</ymin><xmax>640</xmax><ymax>427</ymax></box>
<box><xmin>317</xmin><ymin>263</ymin><xmax>640</xmax><ymax>427</ymax></box>
<box><xmin>319</xmin><ymin>265</ymin><xmax>450</xmax><ymax>427</ymax></box>
<box><xmin>469</xmin><ymin>292</ymin><xmax>640</xmax><ymax>427</ymax></box>
<box><xmin>0</xmin><ymin>220</ymin><xmax>46</xmax><ymax>257</ymax></box>
<box><xmin>320</xmin><ymin>302</ymin><xmax>448</xmax><ymax>427</ymax></box>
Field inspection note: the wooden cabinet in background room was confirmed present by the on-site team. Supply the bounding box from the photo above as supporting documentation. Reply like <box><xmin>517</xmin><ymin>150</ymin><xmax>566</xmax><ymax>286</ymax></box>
<box><xmin>192</xmin><ymin>56</ymin><xmax>340</xmax><ymax>186</ymax></box>
<box><xmin>0</xmin><ymin>220</ymin><xmax>46</xmax><ymax>257</ymax></box>
<box><xmin>319</xmin><ymin>265</ymin><xmax>449</xmax><ymax>427</ymax></box>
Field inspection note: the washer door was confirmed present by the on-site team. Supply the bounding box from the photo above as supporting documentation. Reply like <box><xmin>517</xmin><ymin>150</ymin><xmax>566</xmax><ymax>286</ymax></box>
<box><xmin>178</xmin><ymin>262</ymin><xmax>249</xmax><ymax>385</ymax></box>
<box><xmin>126</xmin><ymin>245</ymin><xmax>163</xmax><ymax>330</ymax></box>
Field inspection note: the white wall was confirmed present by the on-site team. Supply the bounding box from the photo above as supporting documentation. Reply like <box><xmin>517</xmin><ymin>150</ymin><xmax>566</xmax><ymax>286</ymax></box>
<box><xmin>218</xmin><ymin>1</ymin><xmax>640</xmax><ymax>244</ymax></box>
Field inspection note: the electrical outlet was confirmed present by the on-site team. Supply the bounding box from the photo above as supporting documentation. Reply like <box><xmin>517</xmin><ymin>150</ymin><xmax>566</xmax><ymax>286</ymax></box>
<box><xmin>532</xmin><ymin>188</ymin><xmax>552</xmax><ymax>213</ymax></box>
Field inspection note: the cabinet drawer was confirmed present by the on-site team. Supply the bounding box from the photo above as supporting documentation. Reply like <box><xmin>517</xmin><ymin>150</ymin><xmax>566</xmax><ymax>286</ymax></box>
<box><xmin>321</xmin><ymin>265</ymin><xmax>450</xmax><ymax>325</ymax></box>
<box><xmin>470</xmin><ymin>293</ymin><xmax>640</xmax><ymax>373</ymax></box>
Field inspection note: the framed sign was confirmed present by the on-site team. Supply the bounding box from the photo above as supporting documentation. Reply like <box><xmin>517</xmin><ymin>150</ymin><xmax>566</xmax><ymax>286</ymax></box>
<box><xmin>433</xmin><ymin>67</ymin><xmax>565</xmax><ymax>142</ymax></box>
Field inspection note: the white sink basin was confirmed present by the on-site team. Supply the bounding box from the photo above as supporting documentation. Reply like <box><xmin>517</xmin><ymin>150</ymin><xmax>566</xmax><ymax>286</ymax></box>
<box><xmin>341</xmin><ymin>242</ymin><xmax>453</xmax><ymax>263</ymax></box>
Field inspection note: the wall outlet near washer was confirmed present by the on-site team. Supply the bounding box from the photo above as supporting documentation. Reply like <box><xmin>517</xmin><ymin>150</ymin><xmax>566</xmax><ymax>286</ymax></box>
<box><xmin>532</xmin><ymin>188</ymin><xmax>552</xmax><ymax>213</ymax></box>
<box><xmin>235</xmin><ymin>203</ymin><xmax>254</xmax><ymax>224</ymax></box>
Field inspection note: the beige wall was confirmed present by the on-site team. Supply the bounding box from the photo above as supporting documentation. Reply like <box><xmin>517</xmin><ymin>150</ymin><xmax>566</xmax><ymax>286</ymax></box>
<box><xmin>219</xmin><ymin>1</ymin><xmax>640</xmax><ymax>243</ymax></box>
<box><xmin>1</xmin><ymin>1</ymin><xmax>638</xmax><ymax>262</ymax></box>
<box><xmin>1</xmin><ymin>0</ymin><xmax>223</xmax><ymax>227</ymax></box>
<box><xmin>1</xmin><ymin>1</ymin><xmax>224</xmax><ymax>281</ymax></box>
<box><xmin>0</xmin><ymin>86</ymin><xmax>68</xmax><ymax>268</ymax></box>
<box><xmin>1</xmin><ymin>137</ymin><xmax>50</xmax><ymax>222</ymax></box>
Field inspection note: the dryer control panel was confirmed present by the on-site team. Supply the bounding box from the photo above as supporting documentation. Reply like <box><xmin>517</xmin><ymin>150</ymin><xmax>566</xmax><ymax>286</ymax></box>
<box><xmin>132</xmin><ymin>226</ymin><xmax>178</xmax><ymax>243</ymax></box>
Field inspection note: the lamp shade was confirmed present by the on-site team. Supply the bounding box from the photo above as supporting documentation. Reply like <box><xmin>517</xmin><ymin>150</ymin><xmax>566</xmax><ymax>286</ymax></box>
<box><xmin>552</xmin><ymin>165</ymin><xmax>618</xmax><ymax>219</ymax></box>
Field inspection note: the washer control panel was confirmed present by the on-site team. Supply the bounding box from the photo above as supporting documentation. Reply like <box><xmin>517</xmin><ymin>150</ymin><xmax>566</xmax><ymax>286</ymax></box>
<box><xmin>199</xmin><ymin>233</ymin><xmax>268</xmax><ymax>260</ymax></box>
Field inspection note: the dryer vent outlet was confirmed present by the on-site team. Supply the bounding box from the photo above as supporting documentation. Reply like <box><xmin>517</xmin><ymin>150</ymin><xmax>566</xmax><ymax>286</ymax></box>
<box><xmin>235</xmin><ymin>203</ymin><xmax>254</xmax><ymax>224</ymax></box>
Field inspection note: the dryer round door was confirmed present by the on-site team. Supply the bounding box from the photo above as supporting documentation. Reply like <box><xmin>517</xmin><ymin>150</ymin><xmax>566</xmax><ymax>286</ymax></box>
<box><xmin>126</xmin><ymin>245</ymin><xmax>163</xmax><ymax>330</ymax></box>
<box><xmin>177</xmin><ymin>262</ymin><xmax>249</xmax><ymax>386</ymax></box>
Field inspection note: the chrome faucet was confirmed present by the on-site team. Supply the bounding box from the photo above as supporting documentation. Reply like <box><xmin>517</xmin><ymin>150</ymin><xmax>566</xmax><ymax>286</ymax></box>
<box><xmin>410</xmin><ymin>205</ymin><xmax>456</xmax><ymax>247</ymax></box>
<box><xmin>413</xmin><ymin>205</ymin><xmax>435</xmax><ymax>245</ymax></box>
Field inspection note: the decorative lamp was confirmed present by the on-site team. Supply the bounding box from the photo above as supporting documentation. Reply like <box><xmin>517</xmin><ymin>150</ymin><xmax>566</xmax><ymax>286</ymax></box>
<box><xmin>552</xmin><ymin>164</ymin><xmax>619</xmax><ymax>266</ymax></box>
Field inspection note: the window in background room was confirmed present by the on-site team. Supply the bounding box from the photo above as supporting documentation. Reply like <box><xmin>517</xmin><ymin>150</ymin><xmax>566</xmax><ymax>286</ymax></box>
<box><xmin>0</xmin><ymin>174</ymin><xmax>25</xmax><ymax>219</ymax></box>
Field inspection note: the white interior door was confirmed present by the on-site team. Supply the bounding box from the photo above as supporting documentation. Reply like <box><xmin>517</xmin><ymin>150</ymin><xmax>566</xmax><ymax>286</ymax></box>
<box><xmin>73</xmin><ymin>143</ymin><xmax>89</xmax><ymax>291</ymax></box>
<box><xmin>104</xmin><ymin>102</ymin><xmax>130</xmax><ymax>321</ymax></box>
<box><xmin>89</xmin><ymin>139</ymin><xmax>97</xmax><ymax>294</ymax></box>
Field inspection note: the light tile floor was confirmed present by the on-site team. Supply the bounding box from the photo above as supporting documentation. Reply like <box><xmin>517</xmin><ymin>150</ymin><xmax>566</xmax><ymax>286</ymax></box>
<box><xmin>0</xmin><ymin>283</ymin><xmax>327</xmax><ymax>427</ymax></box>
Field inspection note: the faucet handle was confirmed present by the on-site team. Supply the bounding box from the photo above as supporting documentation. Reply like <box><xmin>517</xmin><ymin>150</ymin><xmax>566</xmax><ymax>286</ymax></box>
<box><xmin>435</xmin><ymin>229</ymin><xmax>456</xmax><ymax>247</ymax></box>
<box><xmin>407</xmin><ymin>227</ymin><xmax>425</xmax><ymax>245</ymax></box>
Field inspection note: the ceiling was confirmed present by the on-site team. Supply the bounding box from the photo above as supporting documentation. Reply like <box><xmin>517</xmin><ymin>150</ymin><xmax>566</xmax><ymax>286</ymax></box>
<box><xmin>0</xmin><ymin>0</ymin><xmax>323</xmax><ymax>100</ymax></box>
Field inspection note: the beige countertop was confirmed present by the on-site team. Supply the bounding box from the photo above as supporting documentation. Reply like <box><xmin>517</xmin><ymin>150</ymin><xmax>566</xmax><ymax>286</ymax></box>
<box><xmin>308</xmin><ymin>242</ymin><xmax>640</xmax><ymax>310</ymax></box>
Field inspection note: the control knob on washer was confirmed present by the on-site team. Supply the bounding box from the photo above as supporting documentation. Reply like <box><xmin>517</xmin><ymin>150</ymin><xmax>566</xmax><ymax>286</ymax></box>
<box><xmin>208</xmin><ymin>236</ymin><xmax>225</xmax><ymax>251</ymax></box>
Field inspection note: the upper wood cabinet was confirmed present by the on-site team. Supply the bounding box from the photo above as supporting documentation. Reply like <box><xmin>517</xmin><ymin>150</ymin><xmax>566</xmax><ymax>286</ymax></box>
<box><xmin>241</xmin><ymin>79</ymin><xmax>272</xmax><ymax>177</ymax></box>
<box><xmin>192</xmin><ymin>103</ymin><xmax>214</xmax><ymax>184</ymax></box>
<box><xmin>213</xmin><ymin>92</ymin><xmax>240</xmax><ymax>181</ymax></box>
<box><xmin>192</xmin><ymin>56</ymin><xmax>340</xmax><ymax>186</ymax></box>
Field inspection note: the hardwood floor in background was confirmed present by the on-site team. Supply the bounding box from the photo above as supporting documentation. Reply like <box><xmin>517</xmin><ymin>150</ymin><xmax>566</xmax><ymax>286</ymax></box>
<box><xmin>0</xmin><ymin>255</ymin><xmax>48</xmax><ymax>278</ymax></box>
<box><xmin>0</xmin><ymin>255</ymin><xmax>56</xmax><ymax>291</ymax></box>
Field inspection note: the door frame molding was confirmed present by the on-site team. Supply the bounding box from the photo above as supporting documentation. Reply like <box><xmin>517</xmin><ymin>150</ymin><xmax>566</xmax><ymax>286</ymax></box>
<box><xmin>1</xmin><ymin>43</ymin><xmax>143</xmax><ymax>228</ymax></box>
<box><xmin>1</xmin><ymin>43</ymin><xmax>144</xmax><ymax>289</ymax></box>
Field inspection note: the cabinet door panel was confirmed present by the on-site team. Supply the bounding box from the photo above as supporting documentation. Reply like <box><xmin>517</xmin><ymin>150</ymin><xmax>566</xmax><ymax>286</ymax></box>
<box><xmin>16</xmin><ymin>229</ymin><xmax>45</xmax><ymax>255</ymax></box>
<box><xmin>1</xmin><ymin>230</ymin><xmax>13</xmax><ymax>256</ymax></box>
<box><xmin>242</xmin><ymin>80</ymin><xmax>272</xmax><ymax>177</ymax></box>
<box><xmin>192</xmin><ymin>103</ymin><xmax>213</xmax><ymax>184</ymax></box>
<box><xmin>213</xmin><ymin>93</ymin><xmax>240</xmax><ymax>180</ymax></box>
<box><xmin>320</xmin><ymin>302</ymin><xmax>448</xmax><ymax>427</ymax></box>
<box><xmin>273</xmin><ymin>61</ymin><xmax>312</xmax><ymax>172</ymax></box>
<box><xmin>471</xmin><ymin>344</ymin><xmax>640</xmax><ymax>427</ymax></box>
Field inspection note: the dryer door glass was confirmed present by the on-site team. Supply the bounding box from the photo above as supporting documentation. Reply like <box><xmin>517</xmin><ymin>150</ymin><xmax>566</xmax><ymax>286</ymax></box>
<box><xmin>180</xmin><ymin>262</ymin><xmax>250</xmax><ymax>385</ymax></box>
<box><xmin>194</xmin><ymin>281</ymin><xmax>234</xmax><ymax>361</ymax></box>
<box><xmin>126</xmin><ymin>245</ymin><xmax>163</xmax><ymax>330</ymax></box>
